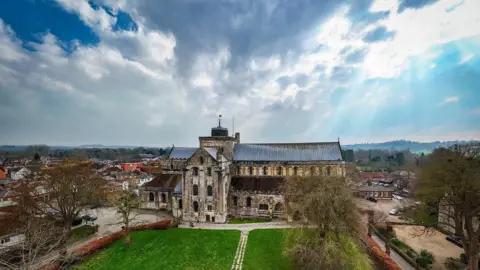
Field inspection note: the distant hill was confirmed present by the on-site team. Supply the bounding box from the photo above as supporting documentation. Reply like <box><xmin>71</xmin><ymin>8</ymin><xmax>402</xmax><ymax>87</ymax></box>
<box><xmin>343</xmin><ymin>140</ymin><xmax>479</xmax><ymax>152</ymax></box>
<box><xmin>0</xmin><ymin>145</ymin><xmax>161</xmax><ymax>152</ymax></box>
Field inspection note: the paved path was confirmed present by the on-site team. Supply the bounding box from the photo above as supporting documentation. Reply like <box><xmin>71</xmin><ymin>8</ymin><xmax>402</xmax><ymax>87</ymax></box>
<box><xmin>178</xmin><ymin>221</ymin><xmax>308</xmax><ymax>231</ymax></box>
<box><xmin>231</xmin><ymin>231</ymin><xmax>249</xmax><ymax>270</ymax></box>
<box><xmin>371</xmin><ymin>235</ymin><xmax>415</xmax><ymax>270</ymax></box>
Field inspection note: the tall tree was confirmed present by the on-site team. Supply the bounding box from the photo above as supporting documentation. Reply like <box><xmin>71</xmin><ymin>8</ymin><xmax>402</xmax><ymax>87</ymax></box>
<box><xmin>35</xmin><ymin>161</ymin><xmax>106</xmax><ymax>250</ymax></box>
<box><xmin>111</xmin><ymin>189</ymin><xmax>141</xmax><ymax>245</ymax></box>
<box><xmin>282</xmin><ymin>174</ymin><xmax>373</xmax><ymax>270</ymax></box>
<box><xmin>414</xmin><ymin>144</ymin><xmax>480</xmax><ymax>270</ymax></box>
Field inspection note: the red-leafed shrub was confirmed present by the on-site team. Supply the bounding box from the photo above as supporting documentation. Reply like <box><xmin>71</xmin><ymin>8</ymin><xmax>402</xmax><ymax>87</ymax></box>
<box><xmin>72</xmin><ymin>219</ymin><xmax>171</xmax><ymax>257</ymax></box>
<box><xmin>366</xmin><ymin>236</ymin><xmax>402</xmax><ymax>270</ymax></box>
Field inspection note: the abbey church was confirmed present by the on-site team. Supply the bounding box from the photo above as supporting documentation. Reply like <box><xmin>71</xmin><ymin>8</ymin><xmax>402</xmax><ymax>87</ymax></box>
<box><xmin>140</xmin><ymin>117</ymin><xmax>346</xmax><ymax>223</ymax></box>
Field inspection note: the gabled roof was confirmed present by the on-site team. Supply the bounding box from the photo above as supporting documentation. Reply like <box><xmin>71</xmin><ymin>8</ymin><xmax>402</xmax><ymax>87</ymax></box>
<box><xmin>204</xmin><ymin>148</ymin><xmax>218</xmax><ymax>161</ymax></box>
<box><xmin>169</xmin><ymin>147</ymin><xmax>198</xmax><ymax>160</ymax></box>
<box><xmin>233</xmin><ymin>142</ymin><xmax>343</xmax><ymax>162</ymax></box>
<box><xmin>143</xmin><ymin>174</ymin><xmax>182</xmax><ymax>189</ymax></box>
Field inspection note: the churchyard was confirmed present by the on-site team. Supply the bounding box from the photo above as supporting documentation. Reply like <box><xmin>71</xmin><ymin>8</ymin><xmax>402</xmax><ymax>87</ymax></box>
<box><xmin>74</xmin><ymin>229</ymin><xmax>240</xmax><ymax>270</ymax></box>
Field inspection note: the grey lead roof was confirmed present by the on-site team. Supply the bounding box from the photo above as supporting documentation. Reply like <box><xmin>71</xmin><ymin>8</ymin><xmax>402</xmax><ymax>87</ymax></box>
<box><xmin>233</xmin><ymin>142</ymin><xmax>343</xmax><ymax>162</ymax></box>
<box><xmin>169</xmin><ymin>147</ymin><xmax>198</xmax><ymax>159</ymax></box>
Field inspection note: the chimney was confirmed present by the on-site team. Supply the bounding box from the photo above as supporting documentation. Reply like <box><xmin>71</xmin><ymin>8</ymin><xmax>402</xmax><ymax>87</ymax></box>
<box><xmin>235</xmin><ymin>132</ymin><xmax>240</xmax><ymax>141</ymax></box>
<box><xmin>216</xmin><ymin>148</ymin><xmax>222</xmax><ymax>161</ymax></box>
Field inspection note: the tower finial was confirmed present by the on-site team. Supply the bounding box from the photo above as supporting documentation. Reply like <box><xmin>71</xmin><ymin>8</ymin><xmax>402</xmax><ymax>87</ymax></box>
<box><xmin>218</xmin><ymin>114</ymin><xmax>222</xmax><ymax>127</ymax></box>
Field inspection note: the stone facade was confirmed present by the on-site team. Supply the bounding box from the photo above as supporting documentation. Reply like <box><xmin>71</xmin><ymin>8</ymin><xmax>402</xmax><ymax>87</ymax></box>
<box><xmin>155</xmin><ymin>119</ymin><xmax>346</xmax><ymax>223</ymax></box>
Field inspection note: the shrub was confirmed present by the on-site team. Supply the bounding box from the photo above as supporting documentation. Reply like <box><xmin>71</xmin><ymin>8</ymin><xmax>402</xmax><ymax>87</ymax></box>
<box><xmin>415</xmin><ymin>249</ymin><xmax>435</xmax><ymax>269</ymax></box>
<box><xmin>375</xmin><ymin>225</ymin><xmax>396</xmax><ymax>238</ymax></box>
<box><xmin>444</xmin><ymin>257</ymin><xmax>466</xmax><ymax>270</ymax></box>
<box><xmin>69</xmin><ymin>225</ymin><xmax>97</xmax><ymax>243</ymax></box>
<box><xmin>391</xmin><ymin>237</ymin><xmax>402</xmax><ymax>247</ymax></box>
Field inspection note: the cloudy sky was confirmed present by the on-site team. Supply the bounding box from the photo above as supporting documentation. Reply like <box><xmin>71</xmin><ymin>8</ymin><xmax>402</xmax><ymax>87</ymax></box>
<box><xmin>0</xmin><ymin>0</ymin><xmax>479</xmax><ymax>147</ymax></box>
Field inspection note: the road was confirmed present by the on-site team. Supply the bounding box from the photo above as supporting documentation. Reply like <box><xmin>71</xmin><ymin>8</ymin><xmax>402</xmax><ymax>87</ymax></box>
<box><xmin>371</xmin><ymin>234</ymin><xmax>415</xmax><ymax>270</ymax></box>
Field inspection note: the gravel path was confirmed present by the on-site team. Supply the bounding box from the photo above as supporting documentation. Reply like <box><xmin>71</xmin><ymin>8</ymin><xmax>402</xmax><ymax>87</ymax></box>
<box><xmin>231</xmin><ymin>231</ymin><xmax>249</xmax><ymax>270</ymax></box>
<box><xmin>178</xmin><ymin>221</ymin><xmax>307</xmax><ymax>231</ymax></box>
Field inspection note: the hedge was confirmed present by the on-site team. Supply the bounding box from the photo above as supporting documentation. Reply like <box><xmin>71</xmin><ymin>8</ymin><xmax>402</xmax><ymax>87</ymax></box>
<box><xmin>39</xmin><ymin>219</ymin><xmax>171</xmax><ymax>270</ymax></box>
<box><xmin>365</xmin><ymin>236</ymin><xmax>402</xmax><ymax>270</ymax></box>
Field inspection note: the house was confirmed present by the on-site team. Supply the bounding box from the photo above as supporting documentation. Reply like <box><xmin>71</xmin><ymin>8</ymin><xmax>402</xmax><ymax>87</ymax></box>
<box><xmin>142</xmin><ymin>117</ymin><xmax>346</xmax><ymax>223</ymax></box>
<box><xmin>8</xmin><ymin>167</ymin><xmax>31</xmax><ymax>180</ymax></box>
<box><xmin>0</xmin><ymin>167</ymin><xmax>6</xmax><ymax>180</ymax></box>
<box><xmin>139</xmin><ymin>174</ymin><xmax>182</xmax><ymax>214</ymax></box>
<box><xmin>356</xmin><ymin>186</ymin><xmax>394</xmax><ymax>200</ymax></box>
<box><xmin>0</xmin><ymin>190</ymin><xmax>20</xmax><ymax>202</ymax></box>
<box><xmin>355</xmin><ymin>186</ymin><xmax>394</xmax><ymax>200</ymax></box>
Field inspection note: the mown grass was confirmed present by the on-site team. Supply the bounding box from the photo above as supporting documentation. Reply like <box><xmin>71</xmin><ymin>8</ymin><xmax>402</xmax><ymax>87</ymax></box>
<box><xmin>74</xmin><ymin>229</ymin><xmax>240</xmax><ymax>270</ymax></box>
<box><xmin>242</xmin><ymin>229</ymin><xmax>291</xmax><ymax>270</ymax></box>
<box><xmin>228</xmin><ymin>218</ymin><xmax>273</xmax><ymax>224</ymax></box>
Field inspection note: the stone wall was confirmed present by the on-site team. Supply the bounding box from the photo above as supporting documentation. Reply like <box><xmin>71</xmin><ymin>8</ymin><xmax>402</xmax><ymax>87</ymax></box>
<box><xmin>182</xmin><ymin>149</ymin><xmax>230</xmax><ymax>223</ymax></box>
<box><xmin>228</xmin><ymin>191</ymin><xmax>286</xmax><ymax>219</ymax></box>
<box><xmin>234</xmin><ymin>162</ymin><xmax>346</xmax><ymax>178</ymax></box>
<box><xmin>139</xmin><ymin>190</ymin><xmax>172</xmax><ymax>210</ymax></box>
<box><xmin>199</xmin><ymin>136</ymin><xmax>239</xmax><ymax>160</ymax></box>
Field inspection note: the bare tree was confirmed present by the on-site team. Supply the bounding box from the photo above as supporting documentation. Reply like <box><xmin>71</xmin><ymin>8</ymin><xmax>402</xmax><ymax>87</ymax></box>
<box><xmin>111</xmin><ymin>188</ymin><xmax>141</xmax><ymax>245</ymax></box>
<box><xmin>282</xmin><ymin>174</ymin><xmax>373</xmax><ymax>270</ymax></box>
<box><xmin>0</xmin><ymin>217</ymin><xmax>64</xmax><ymax>270</ymax></box>
<box><xmin>0</xmin><ymin>183</ymin><xmax>64</xmax><ymax>270</ymax></box>
<box><xmin>35</xmin><ymin>161</ymin><xmax>106</xmax><ymax>250</ymax></box>
<box><xmin>414</xmin><ymin>143</ymin><xmax>480</xmax><ymax>270</ymax></box>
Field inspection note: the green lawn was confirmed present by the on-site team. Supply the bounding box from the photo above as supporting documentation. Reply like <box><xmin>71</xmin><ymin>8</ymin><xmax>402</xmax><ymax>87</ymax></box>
<box><xmin>243</xmin><ymin>229</ymin><xmax>292</xmax><ymax>270</ymax></box>
<box><xmin>74</xmin><ymin>229</ymin><xmax>240</xmax><ymax>270</ymax></box>
<box><xmin>228</xmin><ymin>218</ymin><xmax>273</xmax><ymax>224</ymax></box>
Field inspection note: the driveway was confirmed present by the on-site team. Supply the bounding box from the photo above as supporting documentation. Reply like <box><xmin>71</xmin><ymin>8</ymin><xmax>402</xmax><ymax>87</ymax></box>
<box><xmin>82</xmin><ymin>207</ymin><xmax>172</xmax><ymax>236</ymax></box>
<box><xmin>393</xmin><ymin>225</ymin><xmax>463</xmax><ymax>270</ymax></box>
<box><xmin>356</xmin><ymin>198</ymin><xmax>413</xmax><ymax>222</ymax></box>
<box><xmin>372</xmin><ymin>234</ymin><xmax>415</xmax><ymax>270</ymax></box>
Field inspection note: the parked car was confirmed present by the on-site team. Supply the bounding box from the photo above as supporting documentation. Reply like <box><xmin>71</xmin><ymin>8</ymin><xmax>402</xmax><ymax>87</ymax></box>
<box><xmin>367</xmin><ymin>197</ymin><xmax>378</xmax><ymax>203</ymax></box>
<box><xmin>389</xmin><ymin>209</ymin><xmax>398</xmax><ymax>215</ymax></box>
<box><xmin>446</xmin><ymin>235</ymin><xmax>463</xmax><ymax>248</ymax></box>
<box><xmin>82</xmin><ymin>214</ymin><xmax>98</xmax><ymax>222</ymax></box>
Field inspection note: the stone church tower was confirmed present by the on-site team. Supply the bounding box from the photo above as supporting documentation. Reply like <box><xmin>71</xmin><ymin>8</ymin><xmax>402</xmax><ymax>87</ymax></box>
<box><xmin>181</xmin><ymin>116</ymin><xmax>239</xmax><ymax>223</ymax></box>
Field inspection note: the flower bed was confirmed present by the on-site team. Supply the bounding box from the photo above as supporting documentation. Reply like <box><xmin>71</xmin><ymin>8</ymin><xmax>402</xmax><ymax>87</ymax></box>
<box><xmin>366</xmin><ymin>236</ymin><xmax>402</xmax><ymax>270</ymax></box>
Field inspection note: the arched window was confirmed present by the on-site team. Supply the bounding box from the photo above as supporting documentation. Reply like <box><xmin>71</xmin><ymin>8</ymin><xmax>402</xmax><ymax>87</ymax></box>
<box><xmin>207</xmin><ymin>185</ymin><xmax>213</xmax><ymax>196</ymax></box>
<box><xmin>179</xmin><ymin>199</ymin><xmax>183</xmax><ymax>209</ymax></box>
<box><xmin>263</xmin><ymin>166</ymin><xmax>267</xmax><ymax>175</ymax></box>
<box><xmin>274</xmin><ymin>202</ymin><xmax>284</xmax><ymax>211</ymax></box>
<box><xmin>327</xmin><ymin>166</ymin><xmax>331</xmax><ymax>176</ymax></box>
<box><xmin>149</xmin><ymin>192</ymin><xmax>154</xmax><ymax>202</ymax></box>
<box><xmin>161</xmin><ymin>193</ymin><xmax>166</xmax><ymax>203</ymax></box>
<box><xmin>193</xmin><ymin>184</ymin><xmax>199</xmax><ymax>196</ymax></box>
<box><xmin>249</xmin><ymin>166</ymin><xmax>253</xmax><ymax>175</ymax></box>
<box><xmin>310</xmin><ymin>166</ymin><xmax>315</xmax><ymax>176</ymax></box>
<box><xmin>193</xmin><ymin>167</ymin><xmax>199</xmax><ymax>176</ymax></box>
<box><xmin>207</xmin><ymin>167</ymin><xmax>212</xmax><ymax>176</ymax></box>
<box><xmin>233</xmin><ymin>196</ymin><xmax>238</xmax><ymax>206</ymax></box>
<box><xmin>193</xmin><ymin>201</ymin><xmax>199</xmax><ymax>212</ymax></box>
<box><xmin>259</xmin><ymin>204</ymin><xmax>268</xmax><ymax>210</ymax></box>
<box><xmin>293</xmin><ymin>166</ymin><xmax>298</xmax><ymax>176</ymax></box>
<box><xmin>207</xmin><ymin>205</ymin><xmax>213</xmax><ymax>211</ymax></box>
<box><xmin>246</xmin><ymin>197</ymin><xmax>252</xmax><ymax>207</ymax></box>
<box><xmin>277</xmin><ymin>167</ymin><xmax>282</xmax><ymax>176</ymax></box>
<box><xmin>199</xmin><ymin>157</ymin><xmax>204</xmax><ymax>165</ymax></box>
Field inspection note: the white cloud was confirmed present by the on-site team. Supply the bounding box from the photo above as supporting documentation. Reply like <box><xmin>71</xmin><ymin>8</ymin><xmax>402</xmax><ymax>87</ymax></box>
<box><xmin>363</xmin><ymin>0</ymin><xmax>480</xmax><ymax>78</ymax></box>
<box><xmin>443</xmin><ymin>96</ymin><xmax>460</xmax><ymax>104</ymax></box>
